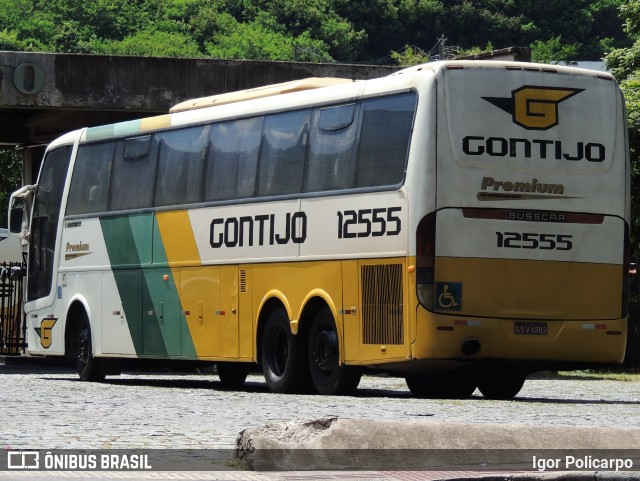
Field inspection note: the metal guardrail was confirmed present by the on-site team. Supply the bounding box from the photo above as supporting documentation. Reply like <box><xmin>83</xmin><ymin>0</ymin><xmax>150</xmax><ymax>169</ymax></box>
<box><xmin>0</xmin><ymin>261</ymin><xmax>26</xmax><ymax>355</ymax></box>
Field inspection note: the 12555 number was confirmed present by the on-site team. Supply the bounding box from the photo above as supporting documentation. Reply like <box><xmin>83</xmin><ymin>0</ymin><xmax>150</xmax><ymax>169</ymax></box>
<box><xmin>337</xmin><ymin>207</ymin><xmax>402</xmax><ymax>239</ymax></box>
<box><xmin>496</xmin><ymin>232</ymin><xmax>573</xmax><ymax>250</ymax></box>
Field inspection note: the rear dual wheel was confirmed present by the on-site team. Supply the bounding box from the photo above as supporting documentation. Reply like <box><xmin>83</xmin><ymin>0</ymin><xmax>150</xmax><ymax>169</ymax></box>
<box><xmin>261</xmin><ymin>306</ymin><xmax>360</xmax><ymax>395</ymax></box>
<box><xmin>261</xmin><ymin>308</ymin><xmax>309</xmax><ymax>393</ymax></box>
<box><xmin>405</xmin><ymin>371</ymin><xmax>476</xmax><ymax>399</ymax></box>
<box><xmin>477</xmin><ymin>370</ymin><xmax>526</xmax><ymax>400</ymax></box>
<box><xmin>308</xmin><ymin>307</ymin><xmax>361</xmax><ymax>395</ymax></box>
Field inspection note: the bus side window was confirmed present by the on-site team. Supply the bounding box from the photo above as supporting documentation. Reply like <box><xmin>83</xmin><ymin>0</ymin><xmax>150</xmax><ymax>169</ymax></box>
<box><xmin>156</xmin><ymin>126</ymin><xmax>208</xmax><ymax>207</ymax></box>
<box><xmin>305</xmin><ymin>103</ymin><xmax>358</xmax><ymax>192</ymax></box>
<box><xmin>205</xmin><ymin>117</ymin><xmax>263</xmax><ymax>201</ymax></box>
<box><xmin>258</xmin><ymin>110</ymin><xmax>311</xmax><ymax>197</ymax></box>
<box><xmin>356</xmin><ymin>93</ymin><xmax>416</xmax><ymax>188</ymax></box>
<box><xmin>66</xmin><ymin>142</ymin><xmax>115</xmax><ymax>216</ymax></box>
<box><xmin>110</xmin><ymin>135</ymin><xmax>159</xmax><ymax>211</ymax></box>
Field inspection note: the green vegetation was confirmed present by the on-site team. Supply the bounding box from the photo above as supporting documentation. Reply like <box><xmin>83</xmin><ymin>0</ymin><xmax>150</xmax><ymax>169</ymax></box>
<box><xmin>554</xmin><ymin>370</ymin><xmax>640</xmax><ymax>382</ymax></box>
<box><xmin>0</xmin><ymin>0</ymin><xmax>632</xmax><ymax>63</ymax></box>
<box><xmin>606</xmin><ymin>2</ymin><xmax>640</xmax><ymax>264</ymax></box>
<box><xmin>0</xmin><ymin>150</ymin><xmax>22</xmax><ymax>228</ymax></box>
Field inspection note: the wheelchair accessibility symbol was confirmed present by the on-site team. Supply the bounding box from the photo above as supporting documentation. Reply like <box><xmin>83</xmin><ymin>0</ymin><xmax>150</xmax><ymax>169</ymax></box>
<box><xmin>435</xmin><ymin>282</ymin><xmax>462</xmax><ymax>311</ymax></box>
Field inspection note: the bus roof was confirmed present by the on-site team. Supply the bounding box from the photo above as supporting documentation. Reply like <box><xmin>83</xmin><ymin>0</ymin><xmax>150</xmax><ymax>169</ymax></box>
<box><xmin>77</xmin><ymin>61</ymin><xmax>617</xmax><ymax>145</ymax></box>
<box><xmin>170</xmin><ymin>77</ymin><xmax>356</xmax><ymax>113</ymax></box>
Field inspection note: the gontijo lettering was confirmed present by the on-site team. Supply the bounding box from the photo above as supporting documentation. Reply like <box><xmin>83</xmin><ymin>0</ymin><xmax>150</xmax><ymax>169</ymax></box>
<box><xmin>463</xmin><ymin>136</ymin><xmax>605</xmax><ymax>162</ymax></box>
<box><xmin>210</xmin><ymin>212</ymin><xmax>307</xmax><ymax>248</ymax></box>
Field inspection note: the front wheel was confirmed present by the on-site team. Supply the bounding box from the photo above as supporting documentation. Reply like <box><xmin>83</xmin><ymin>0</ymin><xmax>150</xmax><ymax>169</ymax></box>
<box><xmin>308</xmin><ymin>307</ymin><xmax>361</xmax><ymax>395</ymax></box>
<box><xmin>76</xmin><ymin>312</ymin><xmax>105</xmax><ymax>382</ymax></box>
<box><xmin>217</xmin><ymin>362</ymin><xmax>250</xmax><ymax>388</ymax></box>
<box><xmin>261</xmin><ymin>308</ymin><xmax>308</xmax><ymax>393</ymax></box>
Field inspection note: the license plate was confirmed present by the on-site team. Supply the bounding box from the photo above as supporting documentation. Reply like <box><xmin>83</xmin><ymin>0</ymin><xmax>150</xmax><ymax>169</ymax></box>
<box><xmin>514</xmin><ymin>321</ymin><xmax>548</xmax><ymax>335</ymax></box>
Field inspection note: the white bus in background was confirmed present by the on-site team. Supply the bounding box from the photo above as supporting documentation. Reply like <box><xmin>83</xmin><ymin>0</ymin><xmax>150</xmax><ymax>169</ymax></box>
<box><xmin>8</xmin><ymin>61</ymin><xmax>629</xmax><ymax>399</ymax></box>
<box><xmin>0</xmin><ymin>228</ymin><xmax>21</xmax><ymax>265</ymax></box>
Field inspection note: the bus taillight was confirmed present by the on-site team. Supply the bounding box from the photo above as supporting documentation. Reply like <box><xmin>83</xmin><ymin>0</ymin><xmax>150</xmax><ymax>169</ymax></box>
<box><xmin>416</xmin><ymin>212</ymin><xmax>437</xmax><ymax>310</ymax></box>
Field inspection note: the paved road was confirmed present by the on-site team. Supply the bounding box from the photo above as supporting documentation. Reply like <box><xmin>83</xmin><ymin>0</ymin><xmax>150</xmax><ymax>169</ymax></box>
<box><xmin>1</xmin><ymin>366</ymin><xmax>638</xmax><ymax>451</ymax></box>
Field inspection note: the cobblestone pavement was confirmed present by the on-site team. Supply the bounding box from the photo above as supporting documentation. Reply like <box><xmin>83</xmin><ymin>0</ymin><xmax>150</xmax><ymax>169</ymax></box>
<box><xmin>1</xmin><ymin>367</ymin><xmax>639</xmax><ymax>450</ymax></box>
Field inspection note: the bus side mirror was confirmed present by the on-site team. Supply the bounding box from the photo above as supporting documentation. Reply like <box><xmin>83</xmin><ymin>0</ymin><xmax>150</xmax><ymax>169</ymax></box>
<box><xmin>8</xmin><ymin>185</ymin><xmax>35</xmax><ymax>237</ymax></box>
<box><xmin>8</xmin><ymin>198</ymin><xmax>23</xmax><ymax>235</ymax></box>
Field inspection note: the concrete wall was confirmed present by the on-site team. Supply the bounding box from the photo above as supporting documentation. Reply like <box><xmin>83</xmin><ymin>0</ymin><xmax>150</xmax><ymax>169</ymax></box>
<box><xmin>0</xmin><ymin>51</ymin><xmax>398</xmax><ymax>113</ymax></box>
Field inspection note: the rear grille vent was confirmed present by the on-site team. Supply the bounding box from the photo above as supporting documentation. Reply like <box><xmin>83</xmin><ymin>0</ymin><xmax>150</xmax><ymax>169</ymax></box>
<box><xmin>240</xmin><ymin>270</ymin><xmax>247</xmax><ymax>293</ymax></box>
<box><xmin>361</xmin><ymin>264</ymin><xmax>404</xmax><ymax>345</ymax></box>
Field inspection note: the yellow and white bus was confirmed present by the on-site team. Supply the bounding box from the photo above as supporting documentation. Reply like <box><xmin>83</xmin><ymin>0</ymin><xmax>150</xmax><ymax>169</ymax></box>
<box><xmin>8</xmin><ymin>61</ymin><xmax>629</xmax><ymax>399</ymax></box>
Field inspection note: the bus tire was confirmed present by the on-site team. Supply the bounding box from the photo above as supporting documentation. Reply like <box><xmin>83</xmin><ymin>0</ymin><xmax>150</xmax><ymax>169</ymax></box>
<box><xmin>405</xmin><ymin>372</ymin><xmax>476</xmax><ymax>399</ymax></box>
<box><xmin>308</xmin><ymin>307</ymin><xmax>361</xmax><ymax>395</ymax></box>
<box><xmin>76</xmin><ymin>312</ymin><xmax>105</xmax><ymax>382</ymax></box>
<box><xmin>261</xmin><ymin>307</ymin><xmax>307</xmax><ymax>393</ymax></box>
<box><xmin>217</xmin><ymin>362</ymin><xmax>249</xmax><ymax>388</ymax></box>
<box><xmin>477</xmin><ymin>370</ymin><xmax>525</xmax><ymax>400</ymax></box>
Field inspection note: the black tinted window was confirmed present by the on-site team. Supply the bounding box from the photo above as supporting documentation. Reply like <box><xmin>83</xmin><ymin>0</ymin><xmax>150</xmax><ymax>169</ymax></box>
<box><xmin>305</xmin><ymin>104</ymin><xmax>358</xmax><ymax>192</ymax></box>
<box><xmin>66</xmin><ymin>142</ymin><xmax>114</xmax><ymax>215</ymax></box>
<box><xmin>356</xmin><ymin>93</ymin><xmax>416</xmax><ymax>187</ymax></box>
<box><xmin>156</xmin><ymin>126</ymin><xmax>208</xmax><ymax>206</ymax></box>
<box><xmin>110</xmin><ymin>135</ymin><xmax>159</xmax><ymax>211</ymax></box>
<box><xmin>205</xmin><ymin>117</ymin><xmax>262</xmax><ymax>201</ymax></box>
<box><xmin>258</xmin><ymin>110</ymin><xmax>311</xmax><ymax>196</ymax></box>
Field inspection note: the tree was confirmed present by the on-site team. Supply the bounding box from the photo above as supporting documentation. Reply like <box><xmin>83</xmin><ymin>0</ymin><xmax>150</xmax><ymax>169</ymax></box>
<box><xmin>531</xmin><ymin>35</ymin><xmax>582</xmax><ymax>64</ymax></box>
<box><xmin>0</xmin><ymin>150</ymin><xmax>22</xmax><ymax>229</ymax></box>
<box><xmin>605</xmin><ymin>1</ymin><xmax>640</xmax><ymax>260</ymax></box>
<box><xmin>205</xmin><ymin>13</ymin><xmax>332</xmax><ymax>61</ymax></box>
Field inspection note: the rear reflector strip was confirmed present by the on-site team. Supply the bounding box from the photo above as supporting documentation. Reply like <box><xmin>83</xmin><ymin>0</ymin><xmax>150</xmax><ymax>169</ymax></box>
<box><xmin>581</xmin><ymin>323</ymin><xmax>607</xmax><ymax>330</ymax></box>
<box><xmin>454</xmin><ymin>320</ymin><xmax>481</xmax><ymax>327</ymax></box>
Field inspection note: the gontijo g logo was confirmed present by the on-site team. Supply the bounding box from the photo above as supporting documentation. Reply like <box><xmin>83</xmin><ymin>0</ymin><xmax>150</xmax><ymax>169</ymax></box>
<box><xmin>483</xmin><ymin>86</ymin><xmax>583</xmax><ymax>130</ymax></box>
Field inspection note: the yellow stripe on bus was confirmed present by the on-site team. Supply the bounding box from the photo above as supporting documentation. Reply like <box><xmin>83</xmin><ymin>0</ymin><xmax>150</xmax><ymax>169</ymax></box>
<box><xmin>140</xmin><ymin>114</ymin><xmax>172</xmax><ymax>132</ymax></box>
<box><xmin>156</xmin><ymin>211</ymin><xmax>201</xmax><ymax>265</ymax></box>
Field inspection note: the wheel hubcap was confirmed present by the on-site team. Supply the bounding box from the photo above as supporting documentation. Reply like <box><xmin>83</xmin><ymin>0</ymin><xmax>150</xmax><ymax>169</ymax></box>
<box><xmin>271</xmin><ymin>328</ymin><xmax>288</xmax><ymax>377</ymax></box>
<box><xmin>314</xmin><ymin>330</ymin><xmax>337</xmax><ymax>371</ymax></box>
<box><xmin>78</xmin><ymin>329</ymin><xmax>89</xmax><ymax>365</ymax></box>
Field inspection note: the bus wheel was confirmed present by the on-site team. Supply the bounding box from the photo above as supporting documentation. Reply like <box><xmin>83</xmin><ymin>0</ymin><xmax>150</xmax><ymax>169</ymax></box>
<box><xmin>308</xmin><ymin>307</ymin><xmax>361</xmax><ymax>395</ymax></box>
<box><xmin>477</xmin><ymin>370</ymin><xmax>525</xmax><ymax>400</ymax></box>
<box><xmin>217</xmin><ymin>362</ymin><xmax>250</xmax><ymax>388</ymax></box>
<box><xmin>405</xmin><ymin>372</ymin><xmax>476</xmax><ymax>399</ymax></box>
<box><xmin>261</xmin><ymin>308</ymin><xmax>307</xmax><ymax>393</ymax></box>
<box><xmin>76</xmin><ymin>312</ymin><xmax>105</xmax><ymax>382</ymax></box>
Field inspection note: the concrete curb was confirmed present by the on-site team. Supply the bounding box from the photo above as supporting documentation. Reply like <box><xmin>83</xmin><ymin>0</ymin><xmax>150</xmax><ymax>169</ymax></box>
<box><xmin>234</xmin><ymin>417</ymin><xmax>640</xmax><ymax>477</ymax></box>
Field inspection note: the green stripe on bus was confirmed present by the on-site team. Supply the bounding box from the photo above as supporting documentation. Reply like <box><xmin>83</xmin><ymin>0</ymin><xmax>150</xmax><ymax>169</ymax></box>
<box><xmin>86</xmin><ymin>120</ymin><xmax>142</xmax><ymax>141</ymax></box>
<box><xmin>143</xmin><ymin>216</ymin><xmax>197</xmax><ymax>358</ymax></box>
<box><xmin>100</xmin><ymin>214</ymin><xmax>197</xmax><ymax>359</ymax></box>
<box><xmin>86</xmin><ymin>124</ymin><xmax>116</xmax><ymax>141</ymax></box>
<box><xmin>100</xmin><ymin>215</ymin><xmax>167</xmax><ymax>357</ymax></box>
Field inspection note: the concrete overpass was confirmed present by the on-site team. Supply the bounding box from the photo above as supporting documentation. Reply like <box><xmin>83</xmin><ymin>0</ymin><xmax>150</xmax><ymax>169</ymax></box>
<box><xmin>0</xmin><ymin>51</ymin><xmax>398</xmax><ymax>183</ymax></box>
<box><xmin>0</xmin><ymin>48</ymin><xmax>530</xmax><ymax>183</ymax></box>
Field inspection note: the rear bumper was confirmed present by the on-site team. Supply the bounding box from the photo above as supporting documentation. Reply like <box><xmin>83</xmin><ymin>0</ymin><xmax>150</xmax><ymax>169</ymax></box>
<box><xmin>412</xmin><ymin>306</ymin><xmax>627</xmax><ymax>365</ymax></box>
